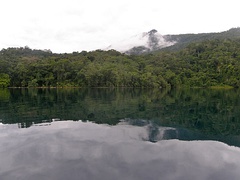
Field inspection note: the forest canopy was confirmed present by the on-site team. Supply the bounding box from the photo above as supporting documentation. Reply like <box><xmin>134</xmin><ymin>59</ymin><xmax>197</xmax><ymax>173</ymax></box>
<box><xmin>0</xmin><ymin>38</ymin><xmax>240</xmax><ymax>88</ymax></box>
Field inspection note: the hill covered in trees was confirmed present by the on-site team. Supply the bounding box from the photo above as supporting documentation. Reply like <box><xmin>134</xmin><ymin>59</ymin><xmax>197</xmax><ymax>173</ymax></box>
<box><xmin>163</xmin><ymin>27</ymin><xmax>240</xmax><ymax>52</ymax></box>
<box><xmin>0</xmin><ymin>38</ymin><xmax>240</xmax><ymax>88</ymax></box>
<box><xmin>117</xmin><ymin>27</ymin><xmax>240</xmax><ymax>55</ymax></box>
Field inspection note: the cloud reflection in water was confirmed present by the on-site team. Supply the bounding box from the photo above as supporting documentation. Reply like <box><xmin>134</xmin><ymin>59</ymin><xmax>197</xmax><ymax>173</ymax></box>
<box><xmin>0</xmin><ymin>121</ymin><xmax>240</xmax><ymax>180</ymax></box>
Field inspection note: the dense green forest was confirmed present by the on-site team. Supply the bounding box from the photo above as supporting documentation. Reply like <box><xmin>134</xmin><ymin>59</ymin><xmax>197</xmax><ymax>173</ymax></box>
<box><xmin>0</xmin><ymin>38</ymin><xmax>240</xmax><ymax>88</ymax></box>
<box><xmin>163</xmin><ymin>27</ymin><xmax>240</xmax><ymax>51</ymax></box>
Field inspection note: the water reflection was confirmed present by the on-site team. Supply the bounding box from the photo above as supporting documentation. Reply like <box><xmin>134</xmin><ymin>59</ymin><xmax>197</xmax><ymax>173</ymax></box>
<box><xmin>121</xmin><ymin>118</ymin><xmax>240</xmax><ymax>147</ymax></box>
<box><xmin>0</xmin><ymin>121</ymin><xmax>240</xmax><ymax>180</ymax></box>
<box><xmin>0</xmin><ymin>88</ymin><xmax>240</xmax><ymax>146</ymax></box>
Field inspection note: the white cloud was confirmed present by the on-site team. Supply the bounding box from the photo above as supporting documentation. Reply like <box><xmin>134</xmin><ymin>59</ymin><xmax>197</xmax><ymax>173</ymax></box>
<box><xmin>107</xmin><ymin>30</ymin><xmax>176</xmax><ymax>52</ymax></box>
<box><xmin>1</xmin><ymin>121</ymin><xmax>240</xmax><ymax>180</ymax></box>
<box><xmin>0</xmin><ymin>0</ymin><xmax>239</xmax><ymax>53</ymax></box>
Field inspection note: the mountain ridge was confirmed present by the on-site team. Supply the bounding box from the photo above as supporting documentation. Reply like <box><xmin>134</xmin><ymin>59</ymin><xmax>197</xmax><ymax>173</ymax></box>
<box><xmin>106</xmin><ymin>29</ymin><xmax>176</xmax><ymax>55</ymax></box>
<box><xmin>162</xmin><ymin>27</ymin><xmax>240</xmax><ymax>51</ymax></box>
<box><xmin>107</xmin><ymin>27</ymin><xmax>240</xmax><ymax>55</ymax></box>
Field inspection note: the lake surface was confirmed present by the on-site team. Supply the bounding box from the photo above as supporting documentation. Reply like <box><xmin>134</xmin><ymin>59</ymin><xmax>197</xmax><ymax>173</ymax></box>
<box><xmin>0</xmin><ymin>88</ymin><xmax>240</xmax><ymax>180</ymax></box>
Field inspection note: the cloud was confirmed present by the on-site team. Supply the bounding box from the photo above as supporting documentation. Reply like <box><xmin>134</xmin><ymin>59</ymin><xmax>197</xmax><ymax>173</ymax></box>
<box><xmin>0</xmin><ymin>0</ymin><xmax>239</xmax><ymax>52</ymax></box>
<box><xmin>1</xmin><ymin>121</ymin><xmax>240</xmax><ymax>180</ymax></box>
<box><xmin>107</xmin><ymin>30</ymin><xmax>176</xmax><ymax>53</ymax></box>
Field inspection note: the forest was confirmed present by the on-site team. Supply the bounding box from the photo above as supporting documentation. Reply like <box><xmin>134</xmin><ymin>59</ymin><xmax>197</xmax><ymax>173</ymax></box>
<box><xmin>0</xmin><ymin>38</ymin><xmax>240</xmax><ymax>88</ymax></box>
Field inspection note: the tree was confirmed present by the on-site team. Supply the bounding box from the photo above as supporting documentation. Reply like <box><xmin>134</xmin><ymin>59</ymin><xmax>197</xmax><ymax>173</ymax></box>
<box><xmin>0</xmin><ymin>73</ymin><xmax>10</xmax><ymax>88</ymax></box>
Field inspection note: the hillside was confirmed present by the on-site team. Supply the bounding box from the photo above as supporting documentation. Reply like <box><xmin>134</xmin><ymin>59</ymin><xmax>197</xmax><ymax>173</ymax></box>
<box><xmin>0</xmin><ymin>37</ymin><xmax>240</xmax><ymax>88</ymax></box>
<box><xmin>106</xmin><ymin>29</ymin><xmax>175</xmax><ymax>55</ymax></box>
<box><xmin>162</xmin><ymin>27</ymin><xmax>240</xmax><ymax>51</ymax></box>
<box><xmin>109</xmin><ymin>27</ymin><xmax>240</xmax><ymax>54</ymax></box>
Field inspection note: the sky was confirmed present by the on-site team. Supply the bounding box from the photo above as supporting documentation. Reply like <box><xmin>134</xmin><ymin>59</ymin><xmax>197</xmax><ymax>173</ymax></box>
<box><xmin>0</xmin><ymin>0</ymin><xmax>239</xmax><ymax>53</ymax></box>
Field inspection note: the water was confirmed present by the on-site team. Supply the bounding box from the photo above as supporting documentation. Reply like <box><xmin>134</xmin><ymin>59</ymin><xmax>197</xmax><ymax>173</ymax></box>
<box><xmin>0</xmin><ymin>88</ymin><xmax>240</xmax><ymax>179</ymax></box>
<box><xmin>1</xmin><ymin>88</ymin><xmax>240</xmax><ymax>145</ymax></box>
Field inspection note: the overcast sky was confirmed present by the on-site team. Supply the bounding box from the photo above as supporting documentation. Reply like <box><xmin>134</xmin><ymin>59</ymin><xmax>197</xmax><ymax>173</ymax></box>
<box><xmin>0</xmin><ymin>0</ymin><xmax>239</xmax><ymax>53</ymax></box>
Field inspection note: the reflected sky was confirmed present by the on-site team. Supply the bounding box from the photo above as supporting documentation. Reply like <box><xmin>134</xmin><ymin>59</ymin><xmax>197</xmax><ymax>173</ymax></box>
<box><xmin>0</xmin><ymin>121</ymin><xmax>240</xmax><ymax>180</ymax></box>
<box><xmin>1</xmin><ymin>88</ymin><xmax>240</xmax><ymax>147</ymax></box>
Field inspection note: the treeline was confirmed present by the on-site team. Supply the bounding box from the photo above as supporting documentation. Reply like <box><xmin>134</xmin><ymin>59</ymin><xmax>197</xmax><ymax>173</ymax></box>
<box><xmin>0</xmin><ymin>39</ymin><xmax>240</xmax><ymax>88</ymax></box>
<box><xmin>163</xmin><ymin>27</ymin><xmax>240</xmax><ymax>51</ymax></box>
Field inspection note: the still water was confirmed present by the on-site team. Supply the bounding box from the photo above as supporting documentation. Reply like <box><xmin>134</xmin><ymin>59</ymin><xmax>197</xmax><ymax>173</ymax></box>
<box><xmin>0</xmin><ymin>88</ymin><xmax>240</xmax><ymax>180</ymax></box>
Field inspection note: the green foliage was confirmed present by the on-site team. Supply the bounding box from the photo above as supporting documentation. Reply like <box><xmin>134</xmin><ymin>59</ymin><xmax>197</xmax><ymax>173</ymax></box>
<box><xmin>0</xmin><ymin>38</ymin><xmax>240</xmax><ymax>88</ymax></box>
<box><xmin>0</xmin><ymin>73</ymin><xmax>10</xmax><ymax>88</ymax></box>
<box><xmin>163</xmin><ymin>27</ymin><xmax>240</xmax><ymax>51</ymax></box>
<box><xmin>28</xmin><ymin>79</ymin><xmax>38</xmax><ymax>87</ymax></box>
<box><xmin>0</xmin><ymin>89</ymin><xmax>10</xmax><ymax>101</ymax></box>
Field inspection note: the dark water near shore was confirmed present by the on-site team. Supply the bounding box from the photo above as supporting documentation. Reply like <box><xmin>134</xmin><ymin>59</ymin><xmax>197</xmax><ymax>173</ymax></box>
<box><xmin>1</xmin><ymin>88</ymin><xmax>240</xmax><ymax>180</ymax></box>
<box><xmin>1</xmin><ymin>88</ymin><xmax>240</xmax><ymax>145</ymax></box>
